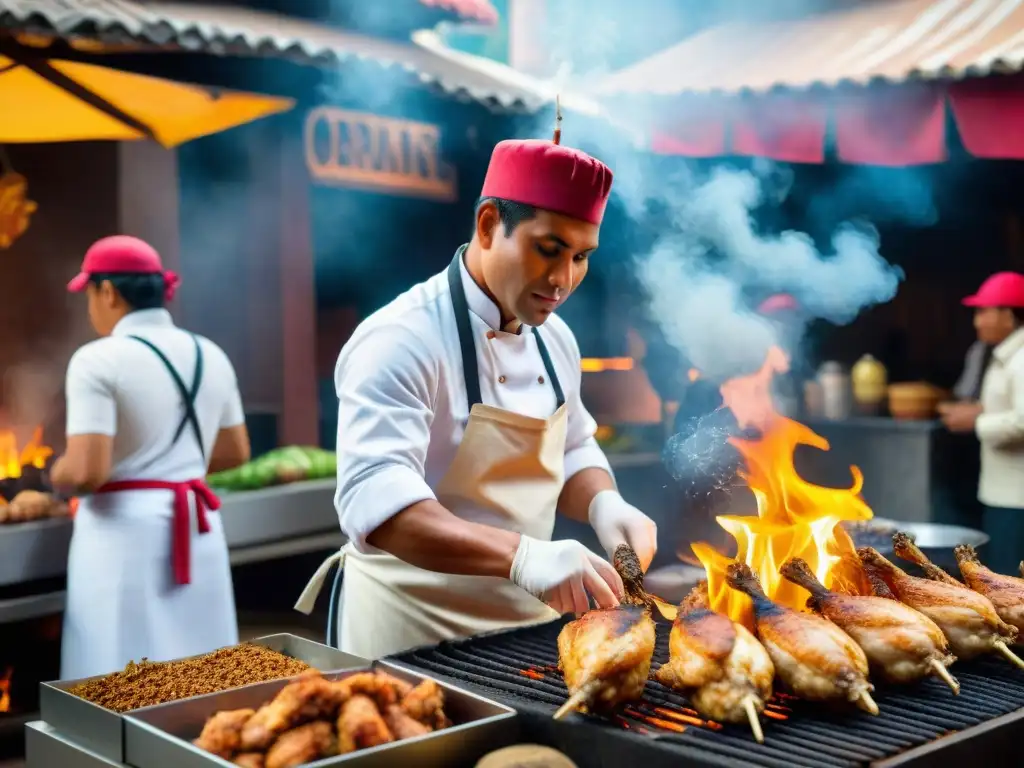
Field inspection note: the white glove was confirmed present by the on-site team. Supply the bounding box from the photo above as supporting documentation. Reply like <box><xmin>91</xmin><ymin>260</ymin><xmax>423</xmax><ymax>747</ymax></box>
<box><xmin>588</xmin><ymin>490</ymin><xmax>658</xmax><ymax>572</ymax></box>
<box><xmin>509</xmin><ymin>535</ymin><xmax>623</xmax><ymax>615</ymax></box>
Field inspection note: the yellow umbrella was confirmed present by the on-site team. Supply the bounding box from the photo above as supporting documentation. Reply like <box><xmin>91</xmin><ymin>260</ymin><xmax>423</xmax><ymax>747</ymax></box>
<box><xmin>0</xmin><ymin>48</ymin><xmax>294</xmax><ymax>147</ymax></box>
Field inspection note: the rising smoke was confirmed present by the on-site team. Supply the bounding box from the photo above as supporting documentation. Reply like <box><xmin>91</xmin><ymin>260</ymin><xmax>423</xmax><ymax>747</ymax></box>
<box><xmin>525</xmin><ymin>0</ymin><xmax>907</xmax><ymax>384</ymax></box>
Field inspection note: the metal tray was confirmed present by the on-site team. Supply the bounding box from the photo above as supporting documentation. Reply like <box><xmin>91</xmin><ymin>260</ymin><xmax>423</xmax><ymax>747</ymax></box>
<box><xmin>122</xmin><ymin>661</ymin><xmax>519</xmax><ymax>768</ymax></box>
<box><xmin>38</xmin><ymin>633</ymin><xmax>367</xmax><ymax>764</ymax></box>
<box><xmin>25</xmin><ymin>721</ymin><xmax>128</xmax><ymax>768</ymax></box>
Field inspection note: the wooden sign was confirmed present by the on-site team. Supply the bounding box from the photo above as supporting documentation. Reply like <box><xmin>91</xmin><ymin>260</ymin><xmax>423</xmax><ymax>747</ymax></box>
<box><xmin>304</xmin><ymin>107</ymin><xmax>457</xmax><ymax>202</ymax></box>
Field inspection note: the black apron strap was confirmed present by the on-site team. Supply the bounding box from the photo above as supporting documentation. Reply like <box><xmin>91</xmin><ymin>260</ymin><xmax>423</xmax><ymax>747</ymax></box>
<box><xmin>447</xmin><ymin>245</ymin><xmax>566</xmax><ymax>413</ymax></box>
<box><xmin>128</xmin><ymin>334</ymin><xmax>206</xmax><ymax>461</ymax></box>
<box><xmin>447</xmin><ymin>246</ymin><xmax>483</xmax><ymax>409</ymax></box>
<box><xmin>532</xmin><ymin>327</ymin><xmax>566</xmax><ymax>409</ymax></box>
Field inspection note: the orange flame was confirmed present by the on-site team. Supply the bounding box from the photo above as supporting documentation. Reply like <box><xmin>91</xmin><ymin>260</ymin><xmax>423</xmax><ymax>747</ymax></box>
<box><xmin>0</xmin><ymin>426</ymin><xmax>53</xmax><ymax>482</ymax></box>
<box><xmin>0</xmin><ymin>667</ymin><xmax>11</xmax><ymax>713</ymax></box>
<box><xmin>691</xmin><ymin>347</ymin><xmax>872</xmax><ymax>629</ymax></box>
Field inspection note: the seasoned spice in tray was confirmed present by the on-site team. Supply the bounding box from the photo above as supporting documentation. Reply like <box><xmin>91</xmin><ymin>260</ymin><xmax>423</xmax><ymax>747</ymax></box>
<box><xmin>67</xmin><ymin>644</ymin><xmax>311</xmax><ymax>712</ymax></box>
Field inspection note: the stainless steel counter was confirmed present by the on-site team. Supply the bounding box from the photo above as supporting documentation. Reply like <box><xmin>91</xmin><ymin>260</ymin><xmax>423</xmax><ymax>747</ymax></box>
<box><xmin>0</xmin><ymin>479</ymin><xmax>340</xmax><ymax>590</ymax></box>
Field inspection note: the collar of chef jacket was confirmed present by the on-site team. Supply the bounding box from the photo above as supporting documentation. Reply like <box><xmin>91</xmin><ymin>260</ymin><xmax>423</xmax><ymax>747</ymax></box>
<box><xmin>456</xmin><ymin>248</ymin><xmax>523</xmax><ymax>335</ymax></box>
<box><xmin>110</xmin><ymin>308</ymin><xmax>175</xmax><ymax>337</ymax></box>
<box><xmin>993</xmin><ymin>327</ymin><xmax>1024</xmax><ymax>365</ymax></box>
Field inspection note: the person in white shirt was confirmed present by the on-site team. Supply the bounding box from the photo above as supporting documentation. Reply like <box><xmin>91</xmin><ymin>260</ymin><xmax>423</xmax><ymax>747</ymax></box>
<box><xmin>939</xmin><ymin>272</ymin><xmax>1024</xmax><ymax>574</ymax></box>
<box><xmin>51</xmin><ymin>235</ymin><xmax>251</xmax><ymax>679</ymax></box>
<box><xmin>296</xmin><ymin>133</ymin><xmax>658</xmax><ymax>659</ymax></box>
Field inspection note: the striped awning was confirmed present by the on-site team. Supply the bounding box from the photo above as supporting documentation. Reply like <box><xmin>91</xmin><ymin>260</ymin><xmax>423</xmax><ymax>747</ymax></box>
<box><xmin>598</xmin><ymin>0</ymin><xmax>1024</xmax><ymax>97</ymax></box>
<box><xmin>0</xmin><ymin>1</ymin><xmax>536</xmax><ymax>110</ymax></box>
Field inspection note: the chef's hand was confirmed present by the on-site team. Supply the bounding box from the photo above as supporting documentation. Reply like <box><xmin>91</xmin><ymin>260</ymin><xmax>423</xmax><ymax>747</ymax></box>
<box><xmin>510</xmin><ymin>535</ymin><xmax>624</xmax><ymax>615</ymax></box>
<box><xmin>939</xmin><ymin>402</ymin><xmax>983</xmax><ymax>433</ymax></box>
<box><xmin>588</xmin><ymin>490</ymin><xmax>658</xmax><ymax>572</ymax></box>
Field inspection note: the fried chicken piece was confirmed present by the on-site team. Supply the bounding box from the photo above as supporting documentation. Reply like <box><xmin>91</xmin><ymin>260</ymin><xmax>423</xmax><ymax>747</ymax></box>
<box><xmin>399</xmin><ymin>679</ymin><xmax>447</xmax><ymax>730</ymax></box>
<box><xmin>955</xmin><ymin>545</ymin><xmax>1024</xmax><ymax>635</ymax></box>
<box><xmin>554</xmin><ymin>605</ymin><xmax>656</xmax><ymax>718</ymax></box>
<box><xmin>384</xmin><ymin>704</ymin><xmax>433</xmax><ymax>740</ymax></box>
<box><xmin>726</xmin><ymin>563</ymin><xmax>877</xmax><ymax>714</ymax></box>
<box><xmin>337</xmin><ymin>694</ymin><xmax>394</xmax><ymax>754</ymax></box>
<box><xmin>265</xmin><ymin>721</ymin><xmax>336</xmax><ymax>768</ymax></box>
<box><xmin>239</xmin><ymin>672</ymin><xmax>347</xmax><ymax>751</ymax></box>
<box><xmin>193</xmin><ymin>708</ymin><xmax>256</xmax><ymax>759</ymax></box>
<box><xmin>780</xmin><ymin>558</ymin><xmax>959</xmax><ymax>693</ymax></box>
<box><xmin>655</xmin><ymin>604</ymin><xmax>774</xmax><ymax>742</ymax></box>
<box><xmin>233</xmin><ymin>755</ymin><xmax>264</xmax><ymax>768</ymax></box>
<box><xmin>859</xmin><ymin>546</ymin><xmax>1022</xmax><ymax>668</ymax></box>
<box><xmin>334</xmin><ymin>671</ymin><xmax>411</xmax><ymax>710</ymax></box>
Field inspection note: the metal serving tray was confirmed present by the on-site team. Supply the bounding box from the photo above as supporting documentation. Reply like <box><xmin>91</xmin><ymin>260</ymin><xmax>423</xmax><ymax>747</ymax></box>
<box><xmin>123</xmin><ymin>661</ymin><xmax>519</xmax><ymax>768</ymax></box>
<box><xmin>38</xmin><ymin>633</ymin><xmax>367</xmax><ymax>764</ymax></box>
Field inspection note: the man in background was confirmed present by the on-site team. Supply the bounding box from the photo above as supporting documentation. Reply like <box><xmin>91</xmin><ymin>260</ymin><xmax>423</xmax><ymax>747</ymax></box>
<box><xmin>940</xmin><ymin>272</ymin><xmax>1024</xmax><ymax>574</ymax></box>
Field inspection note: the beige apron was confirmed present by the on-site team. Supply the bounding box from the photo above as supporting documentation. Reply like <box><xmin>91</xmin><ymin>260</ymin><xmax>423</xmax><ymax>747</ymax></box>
<box><xmin>296</xmin><ymin>247</ymin><xmax>567</xmax><ymax>659</ymax></box>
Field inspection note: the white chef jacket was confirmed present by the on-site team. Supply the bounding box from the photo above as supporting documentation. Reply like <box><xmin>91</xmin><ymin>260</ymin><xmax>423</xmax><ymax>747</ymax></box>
<box><xmin>65</xmin><ymin>308</ymin><xmax>246</xmax><ymax>477</ymax></box>
<box><xmin>335</xmin><ymin>253</ymin><xmax>612</xmax><ymax>552</ymax></box>
<box><xmin>976</xmin><ymin>327</ymin><xmax>1024</xmax><ymax>508</ymax></box>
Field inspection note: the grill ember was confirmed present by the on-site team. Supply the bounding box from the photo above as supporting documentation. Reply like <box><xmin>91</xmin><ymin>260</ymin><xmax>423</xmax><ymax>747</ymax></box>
<box><xmin>0</xmin><ymin>668</ymin><xmax>10</xmax><ymax>713</ymax></box>
<box><xmin>691</xmin><ymin>346</ymin><xmax>873</xmax><ymax>629</ymax></box>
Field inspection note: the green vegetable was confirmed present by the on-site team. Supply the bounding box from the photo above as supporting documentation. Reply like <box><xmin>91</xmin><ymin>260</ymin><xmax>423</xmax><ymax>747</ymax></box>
<box><xmin>207</xmin><ymin>446</ymin><xmax>337</xmax><ymax>491</ymax></box>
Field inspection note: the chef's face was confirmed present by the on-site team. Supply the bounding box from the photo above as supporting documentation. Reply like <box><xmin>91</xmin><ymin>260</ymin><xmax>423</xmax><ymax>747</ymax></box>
<box><xmin>477</xmin><ymin>203</ymin><xmax>599</xmax><ymax>327</ymax></box>
<box><xmin>974</xmin><ymin>306</ymin><xmax>1018</xmax><ymax>345</ymax></box>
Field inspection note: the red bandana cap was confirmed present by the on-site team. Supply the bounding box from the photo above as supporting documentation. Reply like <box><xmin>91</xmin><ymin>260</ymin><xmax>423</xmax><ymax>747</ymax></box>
<box><xmin>480</xmin><ymin>139</ymin><xmax>614</xmax><ymax>225</ymax></box>
<box><xmin>67</xmin><ymin>235</ymin><xmax>181</xmax><ymax>302</ymax></box>
<box><xmin>962</xmin><ymin>272</ymin><xmax>1024</xmax><ymax>308</ymax></box>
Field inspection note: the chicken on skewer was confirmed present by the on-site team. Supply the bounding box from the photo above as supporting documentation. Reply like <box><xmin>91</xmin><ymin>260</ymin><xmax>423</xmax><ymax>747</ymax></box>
<box><xmin>891</xmin><ymin>533</ymin><xmax>1024</xmax><ymax>666</ymax></box>
<box><xmin>655</xmin><ymin>585</ymin><xmax>774</xmax><ymax>743</ymax></box>
<box><xmin>780</xmin><ymin>558</ymin><xmax>959</xmax><ymax>693</ymax></box>
<box><xmin>725</xmin><ymin>563</ymin><xmax>878</xmax><ymax>715</ymax></box>
<box><xmin>954</xmin><ymin>545</ymin><xmax>1024</xmax><ymax>636</ymax></box>
<box><xmin>554</xmin><ymin>545</ymin><xmax>657</xmax><ymax>719</ymax></box>
<box><xmin>858</xmin><ymin>546</ymin><xmax>1023</xmax><ymax>669</ymax></box>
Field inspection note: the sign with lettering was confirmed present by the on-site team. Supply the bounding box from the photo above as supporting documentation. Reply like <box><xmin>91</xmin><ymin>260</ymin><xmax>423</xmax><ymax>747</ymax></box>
<box><xmin>304</xmin><ymin>107</ymin><xmax>458</xmax><ymax>202</ymax></box>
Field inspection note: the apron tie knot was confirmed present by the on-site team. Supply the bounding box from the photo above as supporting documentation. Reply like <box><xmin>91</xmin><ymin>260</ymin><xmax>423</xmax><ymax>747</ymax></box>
<box><xmin>94</xmin><ymin>478</ymin><xmax>221</xmax><ymax>586</ymax></box>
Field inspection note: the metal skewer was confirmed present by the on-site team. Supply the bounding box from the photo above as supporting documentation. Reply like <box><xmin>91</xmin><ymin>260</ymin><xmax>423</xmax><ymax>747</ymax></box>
<box><xmin>995</xmin><ymin>640</ymin><xmax>1024</xmax><ymax>670</ymax></box>
<box><xmin>553</xmin><ymin>679</ymin><xmax>600</xmax><ymax>720</ymax></box>
<box><xmin>929</xmin><ymin>659</ymin><xmax>960</xmax><ymax>694</ymax></box>
<box><xmin>741</xmin><ymin>695</ymin><xmax>764</xmax><ymax>743</ymax></box>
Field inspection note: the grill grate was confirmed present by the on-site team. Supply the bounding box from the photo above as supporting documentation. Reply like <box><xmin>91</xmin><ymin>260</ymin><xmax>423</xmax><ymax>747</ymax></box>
<box><xmin>393</xmin><ymin>617</ymin><xmax>1024</xmax><ymax>768</ymax></box>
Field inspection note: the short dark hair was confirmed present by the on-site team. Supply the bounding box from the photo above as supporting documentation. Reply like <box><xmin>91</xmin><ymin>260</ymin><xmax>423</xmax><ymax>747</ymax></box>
<box><xmin>474</xmin><ymin>196</ymin><xmax>537</xmax><ymax>237</ymax></box>
<box><xmin>1012</xmin><ymin>307</ymin><xmax>1024</xmax><ymax>327</ymax></box>
<box><xmin>89</xmin><ymin>272</ymin><xmax>165</xmax><ymax>311</ymax></box>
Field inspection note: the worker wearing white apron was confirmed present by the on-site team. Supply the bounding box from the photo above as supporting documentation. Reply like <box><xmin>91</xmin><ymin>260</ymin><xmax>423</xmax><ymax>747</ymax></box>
<box><xmin>296</xmin><ymin>131</ymin><xmax>659</xmax><ymax>659</ymax></box>
<box><xmin>52</xmin><ymin>235</ymin><xmax>251</xmax><ymax>680</ymax></box>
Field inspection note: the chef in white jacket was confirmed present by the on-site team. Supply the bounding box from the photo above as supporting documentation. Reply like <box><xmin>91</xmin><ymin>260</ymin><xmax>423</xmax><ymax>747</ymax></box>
<box><xmin>296</xmin><ymin>133</ymin><xmax>658</xmax><ymax>659</ymax></box>
<box><xmin>52</xmin><ymin>235</ymin><xmax>251</xmax><ymax>679</ymax></box>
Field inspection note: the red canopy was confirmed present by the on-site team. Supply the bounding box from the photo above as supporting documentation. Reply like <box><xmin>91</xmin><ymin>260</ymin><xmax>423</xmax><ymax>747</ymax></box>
<box><xmin>599</xmin><ymin>0</ymin><xmax>1024</xmax><ymax>165</ymax></box>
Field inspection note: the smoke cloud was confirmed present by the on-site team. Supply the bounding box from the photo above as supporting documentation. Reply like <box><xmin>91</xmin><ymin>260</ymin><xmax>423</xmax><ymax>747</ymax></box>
<box><xmin>521</xmin><ymin>2</ymin><xmax>908</xmax><ymax>383</ymax></box>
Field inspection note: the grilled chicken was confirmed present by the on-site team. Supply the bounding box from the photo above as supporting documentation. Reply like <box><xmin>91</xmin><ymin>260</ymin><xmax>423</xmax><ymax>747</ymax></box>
<box><xmin>954</xmin><ymin>545</ymin><xmax>1024</xmax><ymax>636</ymax></box>
<box><xmin>555</xmin><ymin>605</ymin><xmax>656</xmax><ymax>718</ymax></box>
<box><xmin>655</xmin><ymin>601</ymin><xmax>774</xmax><ymax>742</ymax></box>
<box><xmin>858</xmin><ymin>546</ymin><xmax>1022</xmax><ymax>668</ymax></box>
<box><xmin>613</xmin><ymin>544</ymin><xmax>659</xmax><ymax>614</ymax></box>
<box><xmin>780</xmin><ymin>558</ymin><xmax>959</xmax><ymax>693</ymax></box>
<box><xmin>726</xmin><ymin>563</ymin><xmax>877</xmax><ymax>714</ymax></box>
<box><xmin>553</xmin><ymin>544</ymin><xmax>658</xmax><ymax>719</ymax></box>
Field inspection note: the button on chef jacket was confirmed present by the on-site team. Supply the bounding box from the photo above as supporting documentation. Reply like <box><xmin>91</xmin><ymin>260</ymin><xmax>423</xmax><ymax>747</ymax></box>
<box><xmin>335</xmin><ymin>253</ymin><xmax>612</xmax><ymax>552</ymax></box>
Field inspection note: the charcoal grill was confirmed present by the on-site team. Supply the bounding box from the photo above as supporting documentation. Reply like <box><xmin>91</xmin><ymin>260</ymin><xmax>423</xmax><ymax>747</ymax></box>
<box><xmin>393</xmin><ymin>617</ymin><xmax>1024</xmax><ymax>768</ymax></box>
